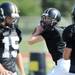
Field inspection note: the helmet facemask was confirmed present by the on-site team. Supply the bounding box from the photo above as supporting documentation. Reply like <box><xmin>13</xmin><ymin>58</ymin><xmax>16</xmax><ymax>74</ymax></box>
<box><xmin>40</xmin><ymin>15</ymin><xmax>57</xmax><ymax>30</ymax></box>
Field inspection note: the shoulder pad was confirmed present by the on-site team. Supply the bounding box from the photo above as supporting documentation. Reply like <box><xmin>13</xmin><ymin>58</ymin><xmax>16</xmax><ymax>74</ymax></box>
<box><xmin>62</xmin><ymin>24</ymin><xmax>73</xmax><ymax>42</ymax></box>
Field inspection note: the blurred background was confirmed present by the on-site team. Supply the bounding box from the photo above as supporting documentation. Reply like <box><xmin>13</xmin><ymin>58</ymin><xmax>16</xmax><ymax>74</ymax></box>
<box><xmin>0</xmin><ymin>0</ymin><xmax>75</xmax><ymax>75</ymax></box>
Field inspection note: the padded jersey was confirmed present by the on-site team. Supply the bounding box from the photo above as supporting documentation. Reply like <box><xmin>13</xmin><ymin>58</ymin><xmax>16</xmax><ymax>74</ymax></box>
<box><xmin>0</xmin><ymin>25</ymin><xmax>22</xmax><ymax>72</ymax></box>
<box><xmin>33</xmin><ymin>25</ymin><xmax>65</xmax><ymax>64</ymax></box>
<box><xmin>63</xmin><ymin>24</ymin><xmax>75</xmax><ymax>73</ymax></box>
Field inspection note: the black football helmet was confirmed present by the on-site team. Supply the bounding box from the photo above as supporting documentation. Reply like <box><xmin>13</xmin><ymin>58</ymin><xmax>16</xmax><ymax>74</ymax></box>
<box><xmin>0</xmin><ymin>2</ymin><xmax>19</xmax><ymax>24</ymax></box>
<box><xmin>40</xmin><ymin>8</ymin><xmax>61</xmax><ymax>29</ymax></box>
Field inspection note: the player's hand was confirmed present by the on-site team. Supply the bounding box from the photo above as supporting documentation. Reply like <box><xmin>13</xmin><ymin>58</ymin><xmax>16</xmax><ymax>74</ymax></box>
<box><xmin>0</xmin><ymin>69</ymin><xmax>13</xmax><ymax>75</ymax></box>
<box><xmin>0</xmin><ymin>64</ymin><xmax>13</xmax><ymax>75</ymax></box>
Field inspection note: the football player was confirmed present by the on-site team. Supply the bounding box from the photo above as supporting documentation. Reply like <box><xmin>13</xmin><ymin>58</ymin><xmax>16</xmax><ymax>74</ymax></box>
<box><xmin>28</xmin><ymin>8</ymin><xmax>70</xmax><ymax>75</ymax></box>
<box><xmin>63</xmin><ymin>6</ymin><xmax>75</xmax><ymax>75</ymax></box>
<box><xmin>0</xmin><ymin>2</ymin><xmax>25</xmax><ymax>75</ymax></box>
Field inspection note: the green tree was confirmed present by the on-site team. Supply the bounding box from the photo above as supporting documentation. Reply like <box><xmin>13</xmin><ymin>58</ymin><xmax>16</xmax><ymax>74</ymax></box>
<box><xmin>0</xmin><ymin>0</ymin><xmax>42</xmax><ymax>16</ymax></box>
<box><xmin>41</xmin><ymin>0</ymin><xmax>75</xmax><ymax>17</ymax></box>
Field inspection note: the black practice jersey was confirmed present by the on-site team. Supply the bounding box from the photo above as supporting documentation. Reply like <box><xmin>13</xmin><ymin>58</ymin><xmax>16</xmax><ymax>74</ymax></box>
<box><xmin>63</xmin><ymin>24</ymin><xmax>75</xmax><ymax>73</ymax></box>
<box><xmin>33</xmin><ymin>25</ymin><xmax>65</xmax><ymax>64</ymax></box>
<box><xmin>0</xmin><ymin>26</ymin><xmax>21</xmax><ymax>73</ymax></box>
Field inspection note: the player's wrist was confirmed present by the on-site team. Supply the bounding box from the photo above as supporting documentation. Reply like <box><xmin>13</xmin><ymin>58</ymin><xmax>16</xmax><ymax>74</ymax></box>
<box><xmin>0</xmin><ymin>64</ymin><xmax>6</xmax><ymax>71</ymax></box>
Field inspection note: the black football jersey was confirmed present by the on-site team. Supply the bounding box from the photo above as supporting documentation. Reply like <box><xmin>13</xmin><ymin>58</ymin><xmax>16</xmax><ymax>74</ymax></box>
<box><xmin>41</xmin><ymin>26</ymin><xmax>65</xmax><ymax>64</ymax></box>
<box><xmin>0</xmin><ymin>26</ymin><xmax>21</xmax><ymax>72</ymax></box>
<box><xmin>63</xmin><ymin>24</ymin><xmax>75</xmax><ymax>73</ymax></box>
<box><xmin>33</xmin><ymin>25</ymin><xmax>65</xmax><ymax>64</ymax></box>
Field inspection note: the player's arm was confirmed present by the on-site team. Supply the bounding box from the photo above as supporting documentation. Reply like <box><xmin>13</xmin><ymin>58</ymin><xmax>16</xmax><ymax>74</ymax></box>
<box><xmin>28</xmin><ymin>35</ymin><xmax>43</xmax><ymax>45</ymax></box>
<box><xmin>16</xmin><ymin>52</ymin><xmax>26</xmax><ymax>75</ymax></box>
<box><xmin>63</xmin><ymin>47</ymin><xmax>72</xmax><ymax>60</ymax></box>
<box><xmin>62</xmin><ymin>26</ymin><xmax>72</xmax><ymax>60</ymax></box>
<box><xmin>28</xmin><ymin>25</ymin><xmax>44</xmax><ymax>45</ymax></box>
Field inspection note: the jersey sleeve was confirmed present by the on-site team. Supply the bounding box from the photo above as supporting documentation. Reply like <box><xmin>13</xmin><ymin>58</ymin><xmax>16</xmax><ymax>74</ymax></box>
<box><xmin>62</xmin><ymin>26</ymin><xmax>73</xmax><ymax>48</ymax></box>
<box><xmin>32</xmin><ymin>25</ymin><xmax>44</xmax><ymax>36</ymax></box>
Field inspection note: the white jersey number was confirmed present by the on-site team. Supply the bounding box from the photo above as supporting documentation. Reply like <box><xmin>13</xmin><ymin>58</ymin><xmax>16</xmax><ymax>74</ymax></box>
<box><xmin>2</xmin><ymin>36</ymin><xmax>19</xmax><ymax>58</ymax></box>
